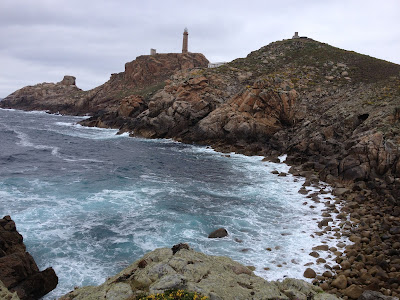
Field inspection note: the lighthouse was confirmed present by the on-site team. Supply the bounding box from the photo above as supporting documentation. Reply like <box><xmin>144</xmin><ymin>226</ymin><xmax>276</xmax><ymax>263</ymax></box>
<box><xmin>182</xmin><ymin>28</ymin><xmax>188</xmax><ymax>53</ymax></box>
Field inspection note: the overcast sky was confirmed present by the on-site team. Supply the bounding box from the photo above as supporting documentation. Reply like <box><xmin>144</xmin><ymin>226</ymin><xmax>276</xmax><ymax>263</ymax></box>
<box><xmin>0</xmin><ymin>0</ymin><xmax>399</xmax><ymax>97</ymax></box>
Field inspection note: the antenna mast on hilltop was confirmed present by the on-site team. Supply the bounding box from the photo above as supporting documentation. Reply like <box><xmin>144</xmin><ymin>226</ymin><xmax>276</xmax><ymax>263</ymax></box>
<box><xmin>182</xmin><ymin>28</ymin><xmax>188</xmax><ymax>53</ymax></box>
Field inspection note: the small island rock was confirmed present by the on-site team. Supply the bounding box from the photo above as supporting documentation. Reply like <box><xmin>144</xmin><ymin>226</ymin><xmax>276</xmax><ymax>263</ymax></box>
<box><xmin>208</xmin><ymin>228</ymin><xmax>228</xmax><ymax>238</ymax></box>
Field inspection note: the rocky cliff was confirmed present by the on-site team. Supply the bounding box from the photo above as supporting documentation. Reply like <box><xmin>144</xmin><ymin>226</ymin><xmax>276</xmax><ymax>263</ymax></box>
<box><xmin>0</xmin><ymin>216</ymin><xmax>58</xmax><ymax>300</ymax></box>
<box><xmin>81</xmin><ymin>39</ymin><xmax>400</xmax><ymax>197</ymax></box>
<box><xmin>0</xmin><ymin>53</ymin><xmax>209</xmax><ymax>115</ymax></box>
<box><xmin>72</xmin><ymin>39</ymin><xmax>400</xmax><ymax>299</ymax></box>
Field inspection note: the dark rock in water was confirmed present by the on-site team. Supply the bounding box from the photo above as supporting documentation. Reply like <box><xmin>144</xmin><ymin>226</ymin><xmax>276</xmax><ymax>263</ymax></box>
<box><xmin>0</xmin><ymin>216</ymin><xmax>58</xmax><ymax>300</ymax></box>
<box><xmin>240</xmin><ymin>248</ymin><xmax>251</xmax><ymax>252</ymax></box>
<box><xmin>309</xmin><ymin>251</ymin><xmax>320</xmax><ymax>258</ymax></box>
<box><xmin>208</xmin><ymin>228</ymin><xmax>228</xmax><ymax>238</ymax></box>
<box><xmin>171</xmin><ymin>243</ymin><xmax>190</xmax><ymax>255</ymax></box>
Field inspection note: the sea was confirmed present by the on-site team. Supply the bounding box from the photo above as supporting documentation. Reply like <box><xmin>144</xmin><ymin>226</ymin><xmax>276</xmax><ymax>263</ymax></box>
<box><xmin>0</xmin><ymin>108</ymin><xmax>349</xmax><ymax>299</ymax></box>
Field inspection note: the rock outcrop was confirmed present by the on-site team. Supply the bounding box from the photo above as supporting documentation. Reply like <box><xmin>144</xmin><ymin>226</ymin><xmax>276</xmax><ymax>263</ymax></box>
<box><xmin>0</xmin><ymin>75</ymin><xmax>85</xmax><ymax>114</ymax></box>
<box><xmin>60</xmin><ymin>244</ymin><xmax>340</xmax><ymax>300</ymax></box>
<box><xmin>59</xmin><ymin>75</ymin><xmax>76</xmax><ymax>86</ymax></box>
<box><xmin>0</xmin><ymin>216</ymin><xmax>58</xmax><ymax>300</ymax></box>
<box><xmin>192</xmin><ymin>77</ymin><xmax>297</xmax><ymax>143</ymax></box>
<box><xmin>0</xmin><ymin>53</ymin><xmax>209</xmax><ymax>115</ymax></box>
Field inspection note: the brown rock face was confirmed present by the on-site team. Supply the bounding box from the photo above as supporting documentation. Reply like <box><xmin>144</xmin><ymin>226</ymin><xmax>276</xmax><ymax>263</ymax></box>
<box><xmin>0</xmin><ymin>53</ymin><xmax>209</xmax><ymax>115</ymax></box>
<box><xmin>59</xmin><ymin>75</ymin><xmax>76</xmax><ymax>86</ymax></box>
<box><xmin>194</xmin><ymin>78</ymin><xmax>297</xmax><ymax>142</ymax></box>
<box><xmin>0</xmin><ymin>216</ymin><xmax>58</xmax><ymax>300</ymax></box>
<box><xmin>126</xmin><ymin>74</ymin><xmax>296</xmax><ymax>144</ymax></box>
<box><xmin>125</xmin><ymin>53</ymin><xmax>209</xmax><ymax>87</ymax></box>
<box><xmin>117</xmin><ymin>95</ymin><xmax>146</xmax><ymax>118</ymax></box>
<box><xmin>0</xmin><ymin>76</ymin><xmax>85</xmax><ymax>114</ymax></box>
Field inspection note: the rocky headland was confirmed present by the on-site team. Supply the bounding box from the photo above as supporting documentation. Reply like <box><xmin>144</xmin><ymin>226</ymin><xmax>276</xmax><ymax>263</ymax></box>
<box><xmin>0</xmin><ymin>53</ymin><xmax>209</xmax><ymax>115</ymax></box>
<box><xmin>1</xmin><ymin>38</ymin><xmax>400</xmax><ymax>299</ymax></box>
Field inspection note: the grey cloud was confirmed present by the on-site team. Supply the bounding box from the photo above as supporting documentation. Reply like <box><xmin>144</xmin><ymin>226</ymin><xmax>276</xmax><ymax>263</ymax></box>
<box><xmin>1</xmin><ymin>0</ymin><xmax>399</xmax><ymax>97</ymax></box>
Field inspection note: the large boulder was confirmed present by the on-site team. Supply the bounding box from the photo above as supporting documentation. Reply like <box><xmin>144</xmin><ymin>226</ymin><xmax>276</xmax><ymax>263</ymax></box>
<box><xmin>0</xmin><ymin>216</ymin><xmax>58</xmax><ymax>300</ymax></box>
<box><xmin>60</xmin><ymin>244</ymin><xmax>340</xmax><ymax>300</ymax></box>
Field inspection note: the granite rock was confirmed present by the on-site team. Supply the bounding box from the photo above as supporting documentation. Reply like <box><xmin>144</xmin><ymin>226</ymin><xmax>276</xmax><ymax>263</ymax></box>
<box><xmin>60</xmin><ymin>245</ymin><xmax>341</xmax><ymax>300</ymax></box>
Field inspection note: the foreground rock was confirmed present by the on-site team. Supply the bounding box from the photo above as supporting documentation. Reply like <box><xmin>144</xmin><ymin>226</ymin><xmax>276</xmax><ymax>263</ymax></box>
<box><xmin>60</xmin><ymin>244</ymin><xmax>340</xmax><ymax>300</ymax></box>
<box><xmin>0</xmin><ymin>216</ymin><xmax>58</xmax><ymax>300</ymax></box>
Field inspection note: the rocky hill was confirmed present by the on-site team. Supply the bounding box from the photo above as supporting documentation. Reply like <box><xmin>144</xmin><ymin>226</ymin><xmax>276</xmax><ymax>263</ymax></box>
<box><xmin>0</xmin><ymin>53</ymin><xmax>208</xmax><ymax>115</ymax></box>
<box><xmin>81</xmin><ymin>38</ymin><xmax>400</xmax><ymax>196</ymax></box>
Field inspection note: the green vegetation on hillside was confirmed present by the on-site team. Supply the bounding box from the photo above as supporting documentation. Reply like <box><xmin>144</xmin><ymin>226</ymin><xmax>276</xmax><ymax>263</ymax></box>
<box><xmin>225</xmin><ymin>38</ymin><xmax>400</xmax><ymax>89</ymax></box>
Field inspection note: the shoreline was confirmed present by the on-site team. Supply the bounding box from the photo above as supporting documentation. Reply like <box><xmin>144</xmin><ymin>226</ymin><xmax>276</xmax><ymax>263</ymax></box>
<box><xmin>1</xmin><ymin>107</ymin><xmax>399</xmax><ymax>299</ymax></box>
<box><xmin>199</xmin><ymin>140</ymin><xmax>400</xmax><ymax>299</ymax></box>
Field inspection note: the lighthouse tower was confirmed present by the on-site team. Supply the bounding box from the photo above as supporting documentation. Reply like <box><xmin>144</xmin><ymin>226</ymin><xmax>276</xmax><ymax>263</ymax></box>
<box><xmin>182</xmin><ymin>28</ymin><xmax>188</xmax><ymax>53</ymax></box>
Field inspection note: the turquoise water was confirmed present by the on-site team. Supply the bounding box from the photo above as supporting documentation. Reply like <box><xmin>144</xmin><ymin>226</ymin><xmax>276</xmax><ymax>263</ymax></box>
<box><xmin>0</xmin><ymin>108</ymin><xmax>343</xmax><ymax>299</ymax></box>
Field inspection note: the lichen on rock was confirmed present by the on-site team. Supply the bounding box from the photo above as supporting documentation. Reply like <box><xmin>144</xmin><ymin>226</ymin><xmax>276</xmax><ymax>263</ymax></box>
<box><xmin>60</xmin><ymin>244</ymin><xmax>341</xmax><ymax>300</ymax></box>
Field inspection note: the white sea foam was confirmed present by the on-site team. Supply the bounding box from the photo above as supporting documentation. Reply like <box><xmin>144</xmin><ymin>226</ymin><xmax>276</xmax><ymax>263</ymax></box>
<box><xmin>14</xmin><ymin>129</ymin><xmax>60</xmax><ymax>157</ymax></box>
<box><xmin>0</xmin><ymin>109</ymin><xmax>353</xmax><ymax>298</ymax></box>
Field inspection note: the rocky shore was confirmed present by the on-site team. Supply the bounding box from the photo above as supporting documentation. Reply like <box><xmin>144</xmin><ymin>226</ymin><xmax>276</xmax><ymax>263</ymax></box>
<box><xmin>1</xmin><ymin>37</ymin><xmax>400</xmax><ymax>299</ymax></box>
<box><xmin>285</xmin><ymin>165</ymin><xmax>400</xmax><ymax>299</ymax></box>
